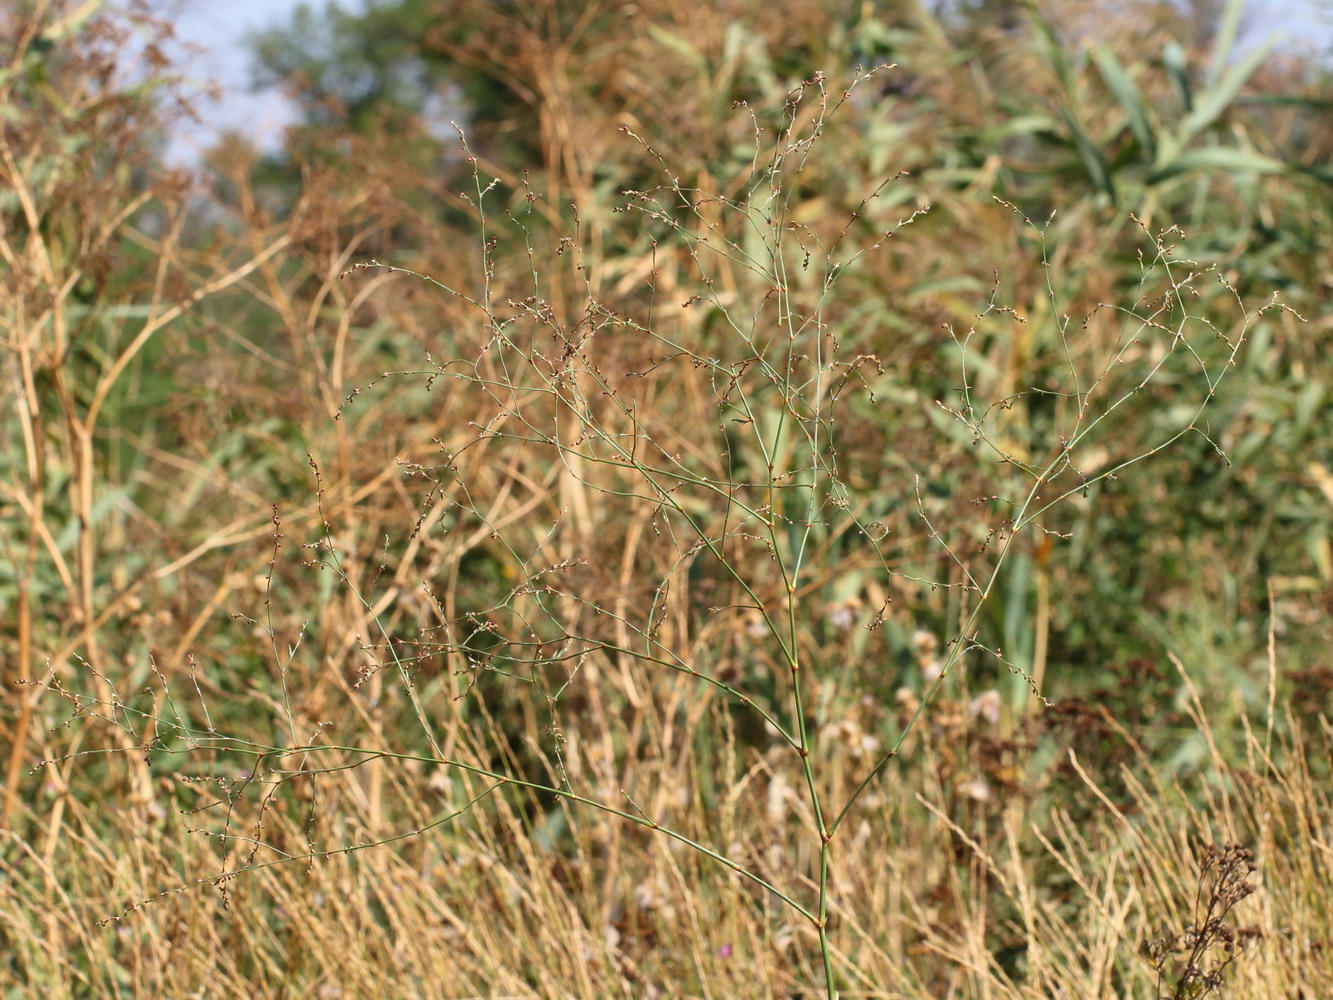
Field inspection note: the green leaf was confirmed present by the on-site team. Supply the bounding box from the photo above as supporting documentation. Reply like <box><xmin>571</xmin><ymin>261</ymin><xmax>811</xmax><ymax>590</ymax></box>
<box><xmin>1237</xmin><ymin>94</ymin><xmax>1333</xmax><ymax>110</ymax></box>
<box><xmin>645</xmin><ymin>24</ymin><xmax>708</xmax><ymax>77</ymax></box>
<box><xmin>1163</xmin><ymin>41</ymin><xmax>1191</xmax><ymax>112</ymax></box>
<box><xmin>1293</xmin><ymin>381</ymin><xmax>1326</xmax><ymax>439</ymax></box>
<box><xmin>1092</xmin><ymin>45</ymin><xmax>1155</xmax><ymax>155</ymax></box>
<box><xmin>1059</xmin><ymin>106</ymin><xmax>1116</xmax><ymax>204</ymax></box>
<box><xmin>991</xmin><ymin>113</ymin><xmax>1062</xmax><ymax>139</ymax></box>
<box><xmin>1003</xmin><ymin>552</ymin><xmax>1035</xmax><ymax>678</ymax></box>
<box><xmin>1182</xmin><ymin>35</ymin><xmax>1276</xmax><ymax>140</ymax></box>
<box><xmin>1206</xmin><ymin>0</ymin><xmax>1247</xmax><ymax>86</ymax></box>
<box><xmin>907</xmin><ymin>275</ymin><xmax>984</xmax><ymax>299</ymax></box>
<box><xmin>1293</xmin><ymin>164</ymin><xmax>1333</xmax><ymax>185</ymax></box>
<box><xmin>1030</xmin><ymin>9</ymin><xmax>1074</xmax><ymax>95</ymax></box>
<box><xmin>1147</xmin><ymin>147</ymin><xmax>1289</xmax><ymax>184</ymax></box>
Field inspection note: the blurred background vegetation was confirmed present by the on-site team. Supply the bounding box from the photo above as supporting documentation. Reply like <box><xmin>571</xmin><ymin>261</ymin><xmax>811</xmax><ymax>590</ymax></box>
<box><xmin>2</xmin><ymin>0</ymin><xmax>1331</xmax><ymax>996</ymax></box>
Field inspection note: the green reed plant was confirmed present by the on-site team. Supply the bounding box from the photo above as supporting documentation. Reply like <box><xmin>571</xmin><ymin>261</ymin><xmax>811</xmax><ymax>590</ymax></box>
<box><xmin>0</xmin><ymin>3</ymin><xmax>302</xmax><ymax>828</ymax></box>
<box><xmin>46</xmin><ymin>67</ymin><xmax>1293</xmax><ymax>997</ymax></box>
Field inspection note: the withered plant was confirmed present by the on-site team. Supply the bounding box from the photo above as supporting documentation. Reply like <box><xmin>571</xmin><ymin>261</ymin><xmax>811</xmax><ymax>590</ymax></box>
<box><xmin>63</xmin><ymin>71</ymin><xmax>1283</xmax><ymax>996</ymax></box>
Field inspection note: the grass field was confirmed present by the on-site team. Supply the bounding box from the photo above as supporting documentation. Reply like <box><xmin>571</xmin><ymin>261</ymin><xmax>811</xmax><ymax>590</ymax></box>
<box><xmin>3</xmin><ymin>1</ymin><xmax>1331</xmax><ymax>996</ymax></box>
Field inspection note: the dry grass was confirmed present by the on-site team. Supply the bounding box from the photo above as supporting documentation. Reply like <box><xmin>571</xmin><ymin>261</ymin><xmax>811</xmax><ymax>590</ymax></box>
<box><xmin>3</xmin><ymin>2</ymin><xmax>1331</xmax><ymax>997</ymax></box>
<box><xmin>5</xmin><ymin>663</ymin><xmax>1333</xmax><ymax>997</ymax></box>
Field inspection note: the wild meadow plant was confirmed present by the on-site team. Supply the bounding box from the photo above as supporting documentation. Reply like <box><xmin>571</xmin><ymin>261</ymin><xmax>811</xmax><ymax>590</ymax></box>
<box><xmin>42</xmin><ymin>68</ymin><xmax>1292</xmax><ymax>997</ymax></box>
